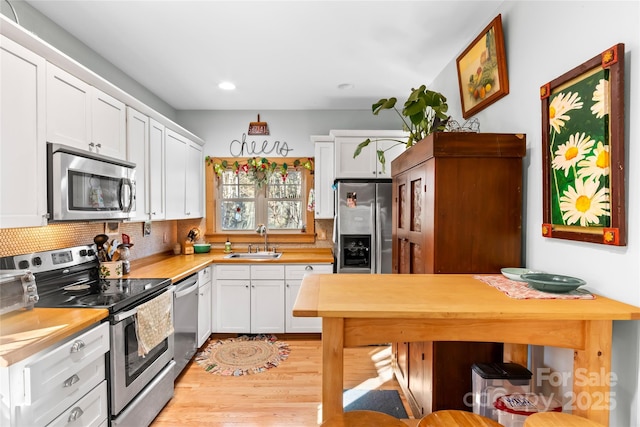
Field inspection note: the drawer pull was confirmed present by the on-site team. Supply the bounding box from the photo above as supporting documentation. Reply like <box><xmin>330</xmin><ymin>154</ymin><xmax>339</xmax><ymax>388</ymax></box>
<box><xmin>305</xmin><ymin>265</ymin><xmax>314</xmax><ymax>271</ymax></box>
<box><xmin>68</xmin><ymin>407</ymin><xmax>84</xmax><ymax>422</ymax></box>
<box><xmin>70</xmin><ymin>340</ymin><xmax>86</xmax><ymax>353</ymax></box>
<box><xmin>63</xmin><ymin>374</ymin><xmax>80</xmax><ymax>388</ymax></box>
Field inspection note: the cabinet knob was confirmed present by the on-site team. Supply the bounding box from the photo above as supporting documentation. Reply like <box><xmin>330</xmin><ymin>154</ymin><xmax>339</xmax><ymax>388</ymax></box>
<box><xmin>68</xmin><ymin>407</ymin><xmax>84</xmax><ymax>422</ymax></box>
<box><xmin>64</xmin><ymin>374</ymin><xmax>80</xmax><ymax>388</ymax></box>
<box><xmin>70</xmin><ymin>340</ymin><xmax>85</xmax><ymax>353</ymax></box>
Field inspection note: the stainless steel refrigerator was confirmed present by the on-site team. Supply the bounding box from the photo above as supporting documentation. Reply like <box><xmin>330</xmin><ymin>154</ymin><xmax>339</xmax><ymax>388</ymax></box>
<box><xmin>334</xmin><ymin>179</ymin><xmax>392</xmax><ymax>274</ymax></box>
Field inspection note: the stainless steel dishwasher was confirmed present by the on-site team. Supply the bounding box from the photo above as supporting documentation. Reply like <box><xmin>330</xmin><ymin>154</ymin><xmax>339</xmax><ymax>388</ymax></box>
<box><xmin>173</xmin><ymin>273</ymin><xmax>199</xmax><ymax>379</ymax></box>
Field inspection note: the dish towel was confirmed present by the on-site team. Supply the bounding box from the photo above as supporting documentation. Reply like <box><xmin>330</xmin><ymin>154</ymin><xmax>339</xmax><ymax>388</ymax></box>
<box><xmin>135</xmin><ymin>290</ymin><xmax>174</xmax><ymax>357</ymax></box>
<box><xmin>307</xmin><ymin>188</ymin><xmax>315</xmax><ymax>212</ymax></box>
<box><xmin>474</xmin><ymin>275</ymin><xmax>595</xmax><ymax>300</ymax></box>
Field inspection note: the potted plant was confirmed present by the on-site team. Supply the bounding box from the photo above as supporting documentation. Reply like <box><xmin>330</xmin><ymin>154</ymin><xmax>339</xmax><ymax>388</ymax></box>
<box><xmin>354</xmin><ymin>85</ymin><xmax>449</xmax><ymax>170</ymax></box>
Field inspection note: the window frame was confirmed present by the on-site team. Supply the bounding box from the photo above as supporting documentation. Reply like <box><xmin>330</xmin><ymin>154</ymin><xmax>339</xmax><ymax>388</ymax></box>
<box><xmin>205</xmin><ymin>157</ymin><xmax>315</xmax><ymax>244</ymax></box>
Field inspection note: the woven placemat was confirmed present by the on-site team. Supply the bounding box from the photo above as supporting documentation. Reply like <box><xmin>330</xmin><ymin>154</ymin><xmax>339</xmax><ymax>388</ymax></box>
<box><xmin>474</xmin><ymin>275</ymin><xmax>595</xmax><ymax>300</ymax></box>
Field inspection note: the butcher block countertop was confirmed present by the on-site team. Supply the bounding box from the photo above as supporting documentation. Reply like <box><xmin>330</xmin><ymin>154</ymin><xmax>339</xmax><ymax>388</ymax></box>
<box><xmin>0</xmin><ymin>308</ymin><xmax>108</xmax><ymax>367</ymax></box>
<box><xmin>127</xmin><ymin>248</ymin><xmax>334</xmax><ymax>282</ymax></box>
<box><xmin>293</xmin><ymin>273</ymin><xmax>640</xmax><ymax>320</ymax></box>
<box><xmin>0</xmin><ymin>248</ymin><xmax>332</xmax><ymax>366</ymax></box>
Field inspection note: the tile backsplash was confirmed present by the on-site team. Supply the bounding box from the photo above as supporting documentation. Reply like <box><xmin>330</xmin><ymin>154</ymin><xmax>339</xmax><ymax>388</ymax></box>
<box><xmin>0</xmin><ymin>221</ymin><xmax>176</xmax><ymax>259</ymax></box>
<box><xmin>0</xmin><ymin>218</ymin><xmax>334</xmax><ymax>258</ymax></box>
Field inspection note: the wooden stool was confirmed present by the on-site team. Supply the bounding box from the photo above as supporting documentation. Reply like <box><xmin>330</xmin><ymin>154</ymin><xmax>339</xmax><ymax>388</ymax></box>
<box><xmin>417</xmin><ymin>410</ymin><xmax>503</xmax><ymax>427</ymax></box>
<box><xmin>321</xmin><ymin>410</ymin><xmax>407</xmax><ymax>427</ymax></box>
<box><xmin>524</xmin><ymin>412</ymin><xmax>605</xmax><ymax>426</ymax></box>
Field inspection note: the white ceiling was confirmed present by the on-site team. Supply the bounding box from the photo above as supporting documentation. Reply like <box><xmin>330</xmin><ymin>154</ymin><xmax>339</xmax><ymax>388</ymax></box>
<box><xmin>25</xmin><ymin>0</ymin><xmax>503</xmax><ymax>111</ymax></box>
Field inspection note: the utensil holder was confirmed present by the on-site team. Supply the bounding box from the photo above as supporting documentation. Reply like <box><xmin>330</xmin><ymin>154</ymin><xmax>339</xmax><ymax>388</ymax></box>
<box><xmin>99</xmin><ymin>261</ymin><xmax>123</xmax><ymax>279</ymax></box>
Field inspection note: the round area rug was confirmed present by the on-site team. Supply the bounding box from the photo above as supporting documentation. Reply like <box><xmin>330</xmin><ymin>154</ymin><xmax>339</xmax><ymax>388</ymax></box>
<box><xmin>195</xmin><ymin>334</ymin><xmax>290</xmax><ymax>376</ymax></box>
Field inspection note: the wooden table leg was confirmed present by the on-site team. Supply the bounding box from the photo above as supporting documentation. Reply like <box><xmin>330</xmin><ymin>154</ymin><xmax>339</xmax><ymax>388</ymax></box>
<box><xmin>504</xmin><ymin>343</ymin><xmax>528</xmax><ymax>367</ymax></box>
<box><xmin>322</xmin><ymin>317</ymin><xmax>345</xmax><ymax>422</ymax></box>
<box><xmin>572</xmin><ymin>320</ymin><xmax>612</xmax><ymax>426</ymax></box>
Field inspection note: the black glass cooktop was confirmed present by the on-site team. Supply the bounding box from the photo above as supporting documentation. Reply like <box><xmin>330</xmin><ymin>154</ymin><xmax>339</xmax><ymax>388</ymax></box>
<box><xmin>36</xmin><ymin>277</ymin><xmax>171</xmax><ymax>313</ymax></box>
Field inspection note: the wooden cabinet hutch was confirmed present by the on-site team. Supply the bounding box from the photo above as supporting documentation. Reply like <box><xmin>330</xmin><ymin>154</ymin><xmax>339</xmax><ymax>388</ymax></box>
<box><xmin>390</xmin><ymin>132</ymin><xmax>526</xmax><ymax>417</ymax></box>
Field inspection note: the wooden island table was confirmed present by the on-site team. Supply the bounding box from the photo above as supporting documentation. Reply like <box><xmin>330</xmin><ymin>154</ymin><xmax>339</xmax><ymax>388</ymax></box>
<box><xmin>292</xmin><ymin>274</ymin><xmax>640</xmax><ymax>425</ymax></box>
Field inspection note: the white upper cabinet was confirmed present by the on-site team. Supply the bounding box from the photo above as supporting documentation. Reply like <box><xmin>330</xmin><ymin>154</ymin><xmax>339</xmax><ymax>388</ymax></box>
<box><xmin>332</xmin><ymin>130</ymin><xmax>408</xmax><ymax>179</ymax></box>
<box><xmin>46</xmin><ymin>63</ymin><xmax>126</xmax><ymax>159</ymax></box>
<box><xmin>148</xmin><ymin>118</ymin><xmax>166</xmax><ymax>221</ymax></box>
<box><xmin>0</xmin><ymin>36</ymin><xmax>48</xmax><ymax>228</ymax></box>
<box><xmin>165</xmin><ymin>129</ymin><xmax>203</xmax><ymax>220</ymax></box>
<box><xmin>185</xmin><ymin>138</ymin><xmax>203</xmax><ymax>218</ymax></box>
<box><xmin>312</xmin><ymin>135</ymin><xmax>335</xmax><ymax>219</ymax></box>
<box><xmin>91</xmin><ymin>87</ymin><xmax>126</xmax><ymax>159</ymax></box>
<box><xmin>126</xmin><ymin>107</ymin><xmax>149</xmax><ymax>222</ymax></box>
<box><xmin>46</xmin><ymin>63</ymin><xmax>91</xmax><ymax>149</ymax></box>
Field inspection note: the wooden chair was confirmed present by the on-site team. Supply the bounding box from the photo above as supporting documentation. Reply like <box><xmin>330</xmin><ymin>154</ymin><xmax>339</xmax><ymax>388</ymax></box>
<box><xmin>417</xmin><ymin>410</ymin><xmax>503</xmax><ymax>427</ymax></box>
<box><xmin>320</xmin><ymin>410</ymin><xmax>408</xmax><ymax>427</ymax></box>
<box><xmin>524</xmin><ymin>412</ymin><xmax>605</xmax><ymax>426</ymax></box>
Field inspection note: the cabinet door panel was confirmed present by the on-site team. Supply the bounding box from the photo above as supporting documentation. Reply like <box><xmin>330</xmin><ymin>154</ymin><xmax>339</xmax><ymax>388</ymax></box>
<box><xmin>149</xmin><ymin>119</ymin><xmax>165</xmax><ymax>220</ymax></box>
<box><xmin>251</xmin><ymin>280</ymin><xmax>284</xmax><ymax>333</ymax></box>
<box><xmin>0</xmin><ymin>36</ymin><xmax>47</xmax><ymax>228</ymax></box>
<box><xmin>126</xmin><ymin>108</ymin><xmax>149</xmax><ymax>221</ymax></box>
<box><xmin>335</xmin><ymin>137</ymin><xmax>376</xmax><ymax>178</ymax></box>
<box><xmin>46</xmin><ymin>63</ymin><xmax>91</xmax><ymax>149</ymax></box>
<box><xmin>313</xmin><ymin>141</ymin><xmax>335</xmax><ymax>218</ymax></box>
<box><xmin>91</xmin><ymin>89</ymin><xmax>126</xmax><ymax>159</ymax></box>
<box><xmin>185</xmin><ymin>140</ymin><xmax>203</xmax><ymax>217</ymax></box>
<box><xmin>197</xmin><ymin>281</ymin><xmax>212</xmax><ymax>347</ymax></box>
<box><xmin>164</xmin><ymin>130</ymin><xmax>186</xmax><ymax>219</ymax></box>
<box><xmin>217</xmin><ymin>280</ymin><xmax>250</xmax><ymax>333</ymax></box>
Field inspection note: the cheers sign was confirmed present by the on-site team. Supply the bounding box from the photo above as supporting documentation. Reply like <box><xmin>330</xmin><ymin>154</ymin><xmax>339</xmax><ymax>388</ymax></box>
<box><xmin>229</xmin><ymin>133</ymin><xmax>293</xmax><ymax>157</ymax></box>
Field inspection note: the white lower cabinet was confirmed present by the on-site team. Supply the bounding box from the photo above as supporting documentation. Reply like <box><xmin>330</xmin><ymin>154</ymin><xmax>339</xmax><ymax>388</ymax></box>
<box><xmin>250</xmin><ymin>265</ymin><xmax>285</xmax><ymax>334</ymax></box>
<box><xmin>285</xmin><ymin>264</ymin><xmax>333</xmax><ymax>333</ymax></box>
<box><xmin>0</xmin><ymin>322</ymin><xmax>109</xmax><ymax>427</ymax></box>
<box><xmin>197</xmin><ymin>266</ymin><xmax>212</xmax><ymax>347</ymax></box>
<box><xmin>214</xmin><ymin>263</ymin><xmax>333</xmax><ymax>334</ymax></box>
<box><xmin>215</xmin><ymin>264</ymin><xmax>284</xmax><ymax>334</ymax></box>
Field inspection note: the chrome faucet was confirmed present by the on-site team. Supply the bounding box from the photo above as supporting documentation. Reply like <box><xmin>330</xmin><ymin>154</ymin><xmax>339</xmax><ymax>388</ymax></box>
<box><xmin>255</xmin><ymin>224</ymin><xmax>267</xmax><ymax>252</ymax></box>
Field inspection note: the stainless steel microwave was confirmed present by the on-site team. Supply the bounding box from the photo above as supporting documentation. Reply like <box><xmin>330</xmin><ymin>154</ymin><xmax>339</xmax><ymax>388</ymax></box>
<box><xmin>47</xmin><ymin>143</ymin><xmax>136</xmax><ymax>222</ymax></box>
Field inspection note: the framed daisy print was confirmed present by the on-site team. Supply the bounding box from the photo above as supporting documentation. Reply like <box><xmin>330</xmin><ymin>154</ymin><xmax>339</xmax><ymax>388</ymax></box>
<box><xmin>540</xmin><ymin>43</ymin><xmax>626</xmax><ymax>246</ymax></box>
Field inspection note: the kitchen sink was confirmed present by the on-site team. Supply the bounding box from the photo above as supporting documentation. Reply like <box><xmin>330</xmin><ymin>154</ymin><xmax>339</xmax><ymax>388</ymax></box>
<box><xmin>224</xmin><ymin>252</ymin><xmax>282</xmax><ymax>260</ymax></box>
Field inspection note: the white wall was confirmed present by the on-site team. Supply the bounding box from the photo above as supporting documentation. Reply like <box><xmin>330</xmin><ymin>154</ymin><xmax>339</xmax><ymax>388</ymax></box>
<box><xmin>430</xmin><ymin>1</ymin><xmax>640</xmax><ymax>425</ymax></box>
<box><xmin>176</xmin><ymin>109</ymin><xmax>402</xmax><ymax>158</ymax></box>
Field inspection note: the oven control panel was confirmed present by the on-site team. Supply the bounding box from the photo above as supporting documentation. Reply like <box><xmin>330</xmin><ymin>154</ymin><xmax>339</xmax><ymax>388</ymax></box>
<box><xmin>0</xmin><ymin>245</ymin><xmax>97</xmax><ymax>275</ymax></box>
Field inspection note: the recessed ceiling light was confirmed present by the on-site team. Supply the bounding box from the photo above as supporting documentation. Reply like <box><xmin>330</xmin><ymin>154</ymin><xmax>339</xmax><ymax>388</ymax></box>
<box><xmin>337</xmin><ymin>83</ymin><xmax>354</xmax><ymax>90</ymax></box>
<box><xmin>219</xmin><ymin>81</ymin><xmax>236</xmax><ymax>90</ymax></box>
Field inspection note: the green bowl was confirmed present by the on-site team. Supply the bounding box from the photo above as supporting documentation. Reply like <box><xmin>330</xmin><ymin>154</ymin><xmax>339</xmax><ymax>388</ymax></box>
<box><xmin>193</xmin><ymin>243</ymin><xmax>211</xmax><ymax>253</ymax></box>
<box><xmin>520</xmin><ymin>273</ymin><xmax>586</xmax><ymax>293</ymax></box>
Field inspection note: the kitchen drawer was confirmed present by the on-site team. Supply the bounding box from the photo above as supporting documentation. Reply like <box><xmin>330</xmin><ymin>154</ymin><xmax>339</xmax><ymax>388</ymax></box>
<box><xmin>48</xmin><ymin>380</ymin><xmax>108</xmax><ymax>427</ymax></box>
<box><xmin>24</xmin><ymin>322</ymin><xmax>109</xmax><ymax>405</ymax></box>
<box><xmin>216</xmin><ymin>264</ymin><xmax>250</xmax><ymax>280</ymax></box>
<box><xmin>18</xmin><ymin>353</ymin><xmax>106</xmax><ymax>427</ymax></box>
<box><xmin>250</xmin><ymin>264</ymin><xmax>284</xmax><ymax>280</ymax></box>
<box><xmin>198</xmin><ymin>265</ymin><xmax>212</xmax><ymax>285</ymax></box>
<box><xmin>285</xmin><ymin>264</ymin><xmax>333</xmax><ymax>280</ymax></box>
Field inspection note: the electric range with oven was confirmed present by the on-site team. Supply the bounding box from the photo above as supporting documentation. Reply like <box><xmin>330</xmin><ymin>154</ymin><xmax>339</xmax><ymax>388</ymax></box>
<box><xmin>0</xmin><ymin>245</ymin><xmax>175</xmax><ymax>426</ymax></box>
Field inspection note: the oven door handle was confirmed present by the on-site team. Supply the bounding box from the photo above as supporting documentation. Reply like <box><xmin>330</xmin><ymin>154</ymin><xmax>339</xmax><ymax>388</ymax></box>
<box><xmin>112</xmin><ymin>285</ymin><xmax>175</xmax><ymax>322</ymax></box>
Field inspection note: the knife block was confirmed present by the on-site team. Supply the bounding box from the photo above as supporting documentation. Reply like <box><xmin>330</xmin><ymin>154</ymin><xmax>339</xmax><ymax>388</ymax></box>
<box><xmin>181</xmin><ymin>241</ymin><xmax>194</xmax><ymax>255</ymax></box>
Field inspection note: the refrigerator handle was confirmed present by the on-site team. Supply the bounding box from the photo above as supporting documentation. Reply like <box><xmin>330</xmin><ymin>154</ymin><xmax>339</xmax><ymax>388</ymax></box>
<box><xmin>375</xmin><ymin>202</ymin><xmax>381</xmax><ymax>274</ymax></box>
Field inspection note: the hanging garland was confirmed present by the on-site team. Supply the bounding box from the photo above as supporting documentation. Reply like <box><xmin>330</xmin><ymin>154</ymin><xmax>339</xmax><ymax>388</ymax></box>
<box><xmin>205</xmin><ymin>156</ymin><xmax>313</xmax><ymax>188</ymax></box>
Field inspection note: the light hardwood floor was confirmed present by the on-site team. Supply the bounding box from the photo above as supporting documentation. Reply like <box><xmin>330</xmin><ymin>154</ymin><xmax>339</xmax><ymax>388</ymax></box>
<box><xmin>151</xmin><ymin>335</ymin><xmax>415</xmax><ymax>426</ymax></box>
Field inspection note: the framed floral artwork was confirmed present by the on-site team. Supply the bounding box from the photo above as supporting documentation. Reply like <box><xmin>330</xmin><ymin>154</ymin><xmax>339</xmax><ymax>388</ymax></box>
<box><xmin>540</xmin><ymin>43</ymin><xmax>626</xmax><ymax>246</ymax></box>
<box><xmin>456</xmin><ymin>14</ymin><xmax>509</xmax><ymax>119</ymax></box>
